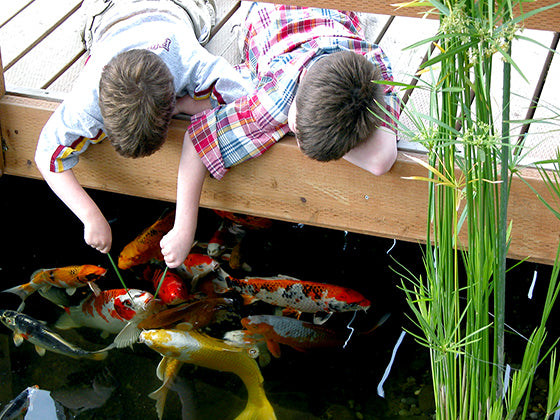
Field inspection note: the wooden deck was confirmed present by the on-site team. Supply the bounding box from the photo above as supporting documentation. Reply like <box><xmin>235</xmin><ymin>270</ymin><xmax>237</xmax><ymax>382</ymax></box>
<box><xmin>1</xmin><ymin>0</ymin><xmax>560</xmax><ymax>264</ymax></box>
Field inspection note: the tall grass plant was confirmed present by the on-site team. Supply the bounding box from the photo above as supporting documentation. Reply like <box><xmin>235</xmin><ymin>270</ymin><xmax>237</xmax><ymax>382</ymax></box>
<box><xmin>390</xmin><ymin>0</ymin><xmax>560</xmax><ymax>417</ymax></box>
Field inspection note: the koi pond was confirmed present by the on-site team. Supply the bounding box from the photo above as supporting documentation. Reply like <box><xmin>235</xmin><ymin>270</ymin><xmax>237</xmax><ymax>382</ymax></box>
<box><xmin>0</xmin><ymin>175</ymin><xmax>555</xmax><ymax>419</ymax></box>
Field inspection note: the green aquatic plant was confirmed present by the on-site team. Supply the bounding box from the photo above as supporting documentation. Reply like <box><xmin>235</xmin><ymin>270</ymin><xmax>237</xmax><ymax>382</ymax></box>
<box><xmin>389</xmin><ymin>0</ymin><xmax>560</xmax><ymax>417</ymax></box>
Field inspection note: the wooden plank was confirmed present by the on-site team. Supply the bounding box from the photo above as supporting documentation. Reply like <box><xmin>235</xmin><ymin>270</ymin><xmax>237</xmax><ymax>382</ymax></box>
<box><xmin>4</xmin><ymin>6</ymin><xmax>85</xmax><ymax>91</ymax></box>
<box><xmin>0</xmin><ymin>0</ymin><xmax>34</xmax><ymax>29</ymax></box>
<box><xmin>2</xmin><ymin>94</ymin><xmax>560</xmax><ymax>265</ymax></box>
<box><xmin>261</xmin><ymin>0</ymin><xmax>560</xmax><ymax>32</ymax></box>
<box><xmin>0</xmin><ymin>0</ymin><xmax>82</xmax><ymax>70</ymax></box>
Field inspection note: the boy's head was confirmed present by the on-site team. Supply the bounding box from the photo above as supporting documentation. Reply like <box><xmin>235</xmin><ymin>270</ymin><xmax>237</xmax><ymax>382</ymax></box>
<box><xmin>99</xmin><ymin>49</ymin><xmax>176</xmax><ymax>158</ymax></box>
<box><xmin>291</xmin><ymin>50</ymin><xmax>385</xmax><ymax>161</ymax></box>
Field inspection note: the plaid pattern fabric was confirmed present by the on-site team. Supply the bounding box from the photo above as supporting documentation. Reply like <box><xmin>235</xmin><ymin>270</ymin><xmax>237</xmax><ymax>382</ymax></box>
<box><xmin>189</xmin><ymin>3</ymin><xmax>400</xmax><ymax>179</ymax></box>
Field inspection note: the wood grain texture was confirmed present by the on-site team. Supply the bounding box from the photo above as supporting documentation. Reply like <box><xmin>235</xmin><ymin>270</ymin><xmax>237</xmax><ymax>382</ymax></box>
<box><xmin>2</xmin><ymin>95</ymin><xmax>559</xmax><ymax>264</ymax></box>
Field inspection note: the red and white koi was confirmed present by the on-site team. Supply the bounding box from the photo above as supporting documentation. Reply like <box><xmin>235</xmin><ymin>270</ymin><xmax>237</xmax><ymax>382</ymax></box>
<box><xmin>213</xmin><ymin>271</ymin><xmax>371</xmax><ymax>323</ymax></box>
<box><xmin>55</xmin><ymin>289</ymin><xmax>164</xmax><ymax>336</ymax></box>
<box><xmin>2</xmin><ymin>265</ymin><xmax>106</xmax><ymax>311</ymax></box>
<box><xmin>140</xmin><ymin>326</ymin><xmax>276</xmax><ymax>420</ymax></box>
<box><xmin>176</xmin><ymin>253</ymin><xmax>220</xmax><ymax>283</ymax></box>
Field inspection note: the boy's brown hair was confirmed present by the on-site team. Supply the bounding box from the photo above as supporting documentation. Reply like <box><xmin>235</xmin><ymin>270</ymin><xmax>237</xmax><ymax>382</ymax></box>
<box><xmin>99</xmin><ymin>49</ymin><xmax>176</xmax><ymax>158</ymax></box>
<box><xmin>294</xmin><ymin>50</ymin><xmax>385</xmax><ymax>161</ymax></box>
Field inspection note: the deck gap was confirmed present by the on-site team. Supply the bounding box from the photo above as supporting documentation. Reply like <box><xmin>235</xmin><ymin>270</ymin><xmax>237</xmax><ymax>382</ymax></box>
<box><xmin>41</xmin><ymin>48</ymin><xmax>86</xmax><ymax>89</ymax></box>
<box><xmin>517</xmin><ymin>31</ymin><xmax>560</xmax><ymax>146</ymax></box>
<box><xmin>374</xmin><ymin>15</ymin><xmax>395</xmax><ymax>45</ymax></box>
<box><xmin>209</xmin><ymin>0</ymin><xmax>242</xmax><ymax>40</ymax></box>
<box><xmin>0</xmin><ymin>0</ymin><xmax>35</xmax><ymax>30</ymax></box>
<box><xmin>400</xmin><ymin>43</ymin><xmax>436</xmax><ymax>109</ymax></box>
<box><xmin>3</xmin><ymin>1</ymin><xmax>83</xmax><ymax>72</ymax></box>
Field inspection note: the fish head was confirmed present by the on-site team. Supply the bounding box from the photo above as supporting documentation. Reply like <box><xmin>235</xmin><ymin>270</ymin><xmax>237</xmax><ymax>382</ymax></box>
<box><xmin>0</xmin><ymin>309</ymin><xmax>17</xmax><ymax>329</ymax></box>
<box><xmin>334</xmin><ymin>288</ymin><xmax>371</xmax><ymax>312</ymax></box>
<box><xmin>139</xmin><ymin>329</ymin><xmax>184</xmax><ymax>358</ymax></box>
<box><xmin>79</xmin><ymin>265</ymin><xmax>108</xmax><ymax>283</ymax></box>
<box><xmin>113</xmin><ymin>289</ymin><xmax>156</xmax><ymax>320</ymax></box>
<box><xmin>184</xmin><ymin>254</ymin><xmax>219</xmax><ymax>272</ymax></box>
<box><xmin>240</xmin><ymin>316</ymin><xmax>273</xmax><ymax>335</ymax></box>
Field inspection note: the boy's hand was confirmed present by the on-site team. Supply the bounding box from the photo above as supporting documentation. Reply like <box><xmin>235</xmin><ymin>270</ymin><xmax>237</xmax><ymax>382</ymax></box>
<box><xmin>84</xmin><ymin>215</ymin><xmax>112</xmax><ymax>253</ymax></box>
<box><xmin>160</xmin><ymin>227</ymin><xmax>194</xmax><ymax>268</ymax></box>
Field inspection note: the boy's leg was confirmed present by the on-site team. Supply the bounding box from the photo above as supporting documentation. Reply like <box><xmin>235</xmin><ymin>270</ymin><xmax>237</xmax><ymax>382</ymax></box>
<box><xmin>170</xmin><ymin>0</ymin><xmax>217</xmax><ymax>45</ymax></box>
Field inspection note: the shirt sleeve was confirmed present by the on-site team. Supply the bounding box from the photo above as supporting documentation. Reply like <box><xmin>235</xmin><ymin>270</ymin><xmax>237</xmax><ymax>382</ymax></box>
<box><xmin>35</xmin><ymin>96</ymin><xmax>105</xmax><ymax>173</ymax></box>
<box><xmin>188</xmin><ymin>90</ymin><xmax>289</xmax><ymax>180</ymax></box>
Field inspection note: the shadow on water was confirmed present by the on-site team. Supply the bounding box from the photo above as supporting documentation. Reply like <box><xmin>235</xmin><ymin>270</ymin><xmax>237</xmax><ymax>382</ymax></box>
<box><xmin>0</xmin><ymin>175</ymin><xmax>554</xmax><ymax>419</ymax></box>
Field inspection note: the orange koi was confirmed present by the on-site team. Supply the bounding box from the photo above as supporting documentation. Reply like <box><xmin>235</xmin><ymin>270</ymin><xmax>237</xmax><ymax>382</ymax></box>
<box><xmin>2</xmin><ymin>265</ymin><xmax>106</xmax><ymax>311</ymax></box>
<box><xmin>118</xmin><ymin>210</ymin><xmax>175</xmax><ymax>270</ymax></box>
<box><xmin>213</xmin><ymin>210</ymin><xmax>274</xmax><ymax>230</ymax></box>
<box><xmin>138</xmin><ymin>297</ymin><xmax>235</xmax><ymax>330</ymax></box>
<box><xmin>213</xmin><ymin>271</ymin><xmax>370</xmax><ymax>323</ymax></box>
<box><xmin>147</xmin><ymin>267</ymin><xmax>191</xmax><ymax>306</ymax></box>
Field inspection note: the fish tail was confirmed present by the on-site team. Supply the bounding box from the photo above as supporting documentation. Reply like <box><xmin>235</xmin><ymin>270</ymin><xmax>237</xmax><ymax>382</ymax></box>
<box><xmin>2</xmin><ymin>283</ymin><xmax>35</xmax><ymax>301</ymax></box>
<box><xmin>148</xmin><ymin>385</ymin><xmax>168</xmax><ymax>420</ymax></box>
<box><xmin>234</xmin><ymin>399</ymin><xmax>277</xmax><ymax>420</ymax></box>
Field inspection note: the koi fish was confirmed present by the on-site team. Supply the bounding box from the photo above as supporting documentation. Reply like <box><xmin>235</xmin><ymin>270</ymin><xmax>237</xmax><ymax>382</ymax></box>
<box><xmin>213</xmin><ymin>210</ymin><xmax>274</xmax><ymax>230</ymax></box>
<box><xmin>148</xmin><ymin>356</ymin><xmax>184</xmax><ymax>420</ymax></box>
<box><xmin>0</xmin><ymin>385</ymin><xmax>39</xmax><ymax>420</ymax></box>
<box><xmin>213</xmin><ymin>271</ymin><xmax>371</xmax><ymax>324</ymax></box>
<box><xmin>240</xmin><ymin>314</ymin><xmax>349</xmax><ymax>358</ymax></box>
<box><xmin>0</xmin><ymin>309</ymin><xmax>108</xmax><ymax>360</ymax></box>
<box><xmin>137</xmin><ymin>297</ymin><xmax>235</xmax><ymax>330</ymax></box>
<box><xmin>147</xmin><ymin>267</ymin><xmax>190</xmax><ymax>306</ymax></box>
<box><xmin>207</xmin><ymin>220</ymin><xmax>230</xmax><ymax>257</ymax></box>
<box><xmin>176</xmin><ymin>253</ymin><xmax>220</xmax><ymax>282</ymax></box>
<box><xmin>2</xmin><ymin>265</ymin><xmax>106</xmax><ymax>311</ymax></box>
<box><xmin>55</xmin><ymin>289</ymin><xmax>163</xmax><ymax>336</ymax></box>
<box><xmin>118</xmin><ymin>210</ymin><xmax>175</xmax><ymax>270</ymax></box>
<box><xmin>139</xmin><ymin>326</ymin><xmax>277</xmax><ymax>420</ymax></box>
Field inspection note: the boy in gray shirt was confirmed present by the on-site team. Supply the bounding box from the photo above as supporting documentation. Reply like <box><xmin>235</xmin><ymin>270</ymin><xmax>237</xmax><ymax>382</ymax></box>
<box><xmin>35</xmin><ymin>0</ymin><xmax>251</xmax><ymax>254</ymax></box>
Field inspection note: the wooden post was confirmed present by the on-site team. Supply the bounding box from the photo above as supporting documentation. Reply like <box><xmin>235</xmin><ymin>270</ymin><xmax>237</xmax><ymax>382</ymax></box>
<box><xmin>0</xmin><ymin>48</ymin><xmax>5</xmax><ymax>177</ymax></box>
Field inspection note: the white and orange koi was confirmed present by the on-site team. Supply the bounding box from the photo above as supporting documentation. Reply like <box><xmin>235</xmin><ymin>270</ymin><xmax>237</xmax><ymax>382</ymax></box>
<box><xmin>176</xmin><ymin>253</ymin><xmax>220</xmax><ymax>283</ymax></box>
<box><xmin>140</xmin><ymin>326</ymin><xmax>276</xmax><ymax>420</ymax></box>
<box><xmin>2</xmin><ymin>265</ymin><xmax>106</xmax><ymax>311</ymax></box>
<box><xmin>55</xmin><ymin>289</ymin><xmax>164</xmax><ymax>337</ymax></box>
<box><xmin>213</xmin><ymin>271</ymin><xmax>371</xmax><ymax>323</ymax></box>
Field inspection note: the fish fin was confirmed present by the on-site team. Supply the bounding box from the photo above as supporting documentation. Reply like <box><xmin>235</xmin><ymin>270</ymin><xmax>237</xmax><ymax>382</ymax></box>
<box><xmin>276</xmin><ymin>274</ymin><xmax>299</xmax><ymax>280</ymax></box>
<box><xmin>241</xmin><ymin>294</ymin><xmax>258</xmax><ymax>306</ymax></box>
<box><xmin>89</xmin><ymin>282</ymin><xmax>101</xmax><ymax>296</ymax></box>
<box><xmin>148</xmin><ymin>384</ymin><xmax>168</xmax><ymax>420</ymax></box>
<box><xmin>35</xmin><ymin>345</ymin><xmax>46</xmax><ymax>356</ymax></box>
<box><xmin>241</xmin><ymin>262</ymin><xmax>252</xmax><ymax>272</ymax></box>
<box><xmin>234</xmin><ymin>396</ymin><xmax>277</xmax><ymax>420</ymax></box>
<box><xmin>266</xmin><ymin>340</ymin><xmax>282</xmax><ymax>358</ymax></box>
<box><xmin>156</xmin><ymin>357</ymin><xmax>170</xmax><ymax>380</ymax></box>
<box><xmin>101</xmin><ymin>331</ymin><xmax>110</xmax><ymax>339</ymax></box>
<box><xmin>313</xmin><ymin>312</ymin><xmax>332</xmax><ymax>325</ymax></box>
<box><xmin>54</xmin><ymin>312</ymin><xmax>80</xmax><ymax>330</ymax></box>
<box><xmin>13</xmin><ymin>333</ymin><xmax>24</xmax><ymax>347</ymax></box>
<box><xmin>113</xmin><ymin>322</ymin><xmax>141</xmax><ymax>348</ymax></box>
<box><xmin>362</xmin><ymin>312</ymin><xmax>392</xmax><ymax>335</ymax></box>
<box><xmin>16</xmin><ymin>300</ymin><xmax>26</xmax><ymax>312</ymax></box>
<box><xmin>88</xmin><ymin>351</ymin><xmax>108</xmax><ymax>361</ymax></box>
<box><xmin>175</xmin><ymin>322</ymin><xmax>193</xmax><ymax>332</ymax></box>
<box><xmin>2</xmin><ymin>283</ymin><xmax>33</xmax><ymax>301</ymax></box>
<box><xmin>66</xmin><ymin>287</ymin><xmax>77</xmax><ymax>296</ymax></box>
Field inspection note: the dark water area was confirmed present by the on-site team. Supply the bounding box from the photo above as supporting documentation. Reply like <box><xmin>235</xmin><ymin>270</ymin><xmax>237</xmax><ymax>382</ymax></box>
<box><xmin>0</xmin><ymin>174</ymin><xmax>556</xmax><ymax>419</ymax></box>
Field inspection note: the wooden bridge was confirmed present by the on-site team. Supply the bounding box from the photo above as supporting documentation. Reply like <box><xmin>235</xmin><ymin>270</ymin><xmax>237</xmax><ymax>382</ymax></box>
<box><xmin>1</xmin><ymin>0</ymin><xmax>560</xmax><ymax>264</ymax></box>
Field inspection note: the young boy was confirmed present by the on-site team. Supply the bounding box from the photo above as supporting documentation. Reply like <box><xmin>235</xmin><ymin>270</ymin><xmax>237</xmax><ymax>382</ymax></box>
<box><xmin>160</xmin><ymin>3</ymin><xmax>401</xmax><ymax>268</ymax></box>
<box><xmin>34</xmin><ymin>0</ymin><xmax>251</xmax><ymax>254</ymax></box>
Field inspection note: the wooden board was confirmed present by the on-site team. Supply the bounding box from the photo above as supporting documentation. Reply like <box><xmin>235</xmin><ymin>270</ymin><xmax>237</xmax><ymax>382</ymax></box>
<box><xmin>261</xmin><ymin>0</ymin><xmax>560</xmax><ymax>32</ymax></box>
<box><xmin>2</xmin><ymin>94</ymin><xmax>560</xmax><ymax>265</ymax></box>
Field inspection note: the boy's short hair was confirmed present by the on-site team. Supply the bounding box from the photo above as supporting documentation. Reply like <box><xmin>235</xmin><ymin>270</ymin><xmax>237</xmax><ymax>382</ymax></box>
<box><xmin>99</xmin><ymin>49</ymin><xmax>176</xmax><ymax>158</ymax></box>
<box><xmin>294</xmin><ymin>50</ymin><xmax>385</xmax><ymax>161</ymax></box>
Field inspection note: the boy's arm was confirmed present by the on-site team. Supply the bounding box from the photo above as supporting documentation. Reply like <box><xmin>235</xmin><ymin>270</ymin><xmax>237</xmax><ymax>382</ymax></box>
<box><xmin>36</xmin><ymin>164</ymin><xmax>112</xmax><ymax>253</ymax></box>
<box><xmin>342</xmin><ymin>126</ymin><xmax>397</xmax><ymax>176</ymax></box>
<box><xmin>160</xmin><ymin>132</ymin><xmax>208</xmax><ymax>268</ymax></box>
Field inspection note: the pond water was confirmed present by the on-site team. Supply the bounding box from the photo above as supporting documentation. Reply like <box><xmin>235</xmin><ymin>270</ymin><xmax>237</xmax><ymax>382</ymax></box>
<box><xmin>0</xmin><ymin>175</ymin><xmax>555</xmax><ymax>419</ymax></box>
